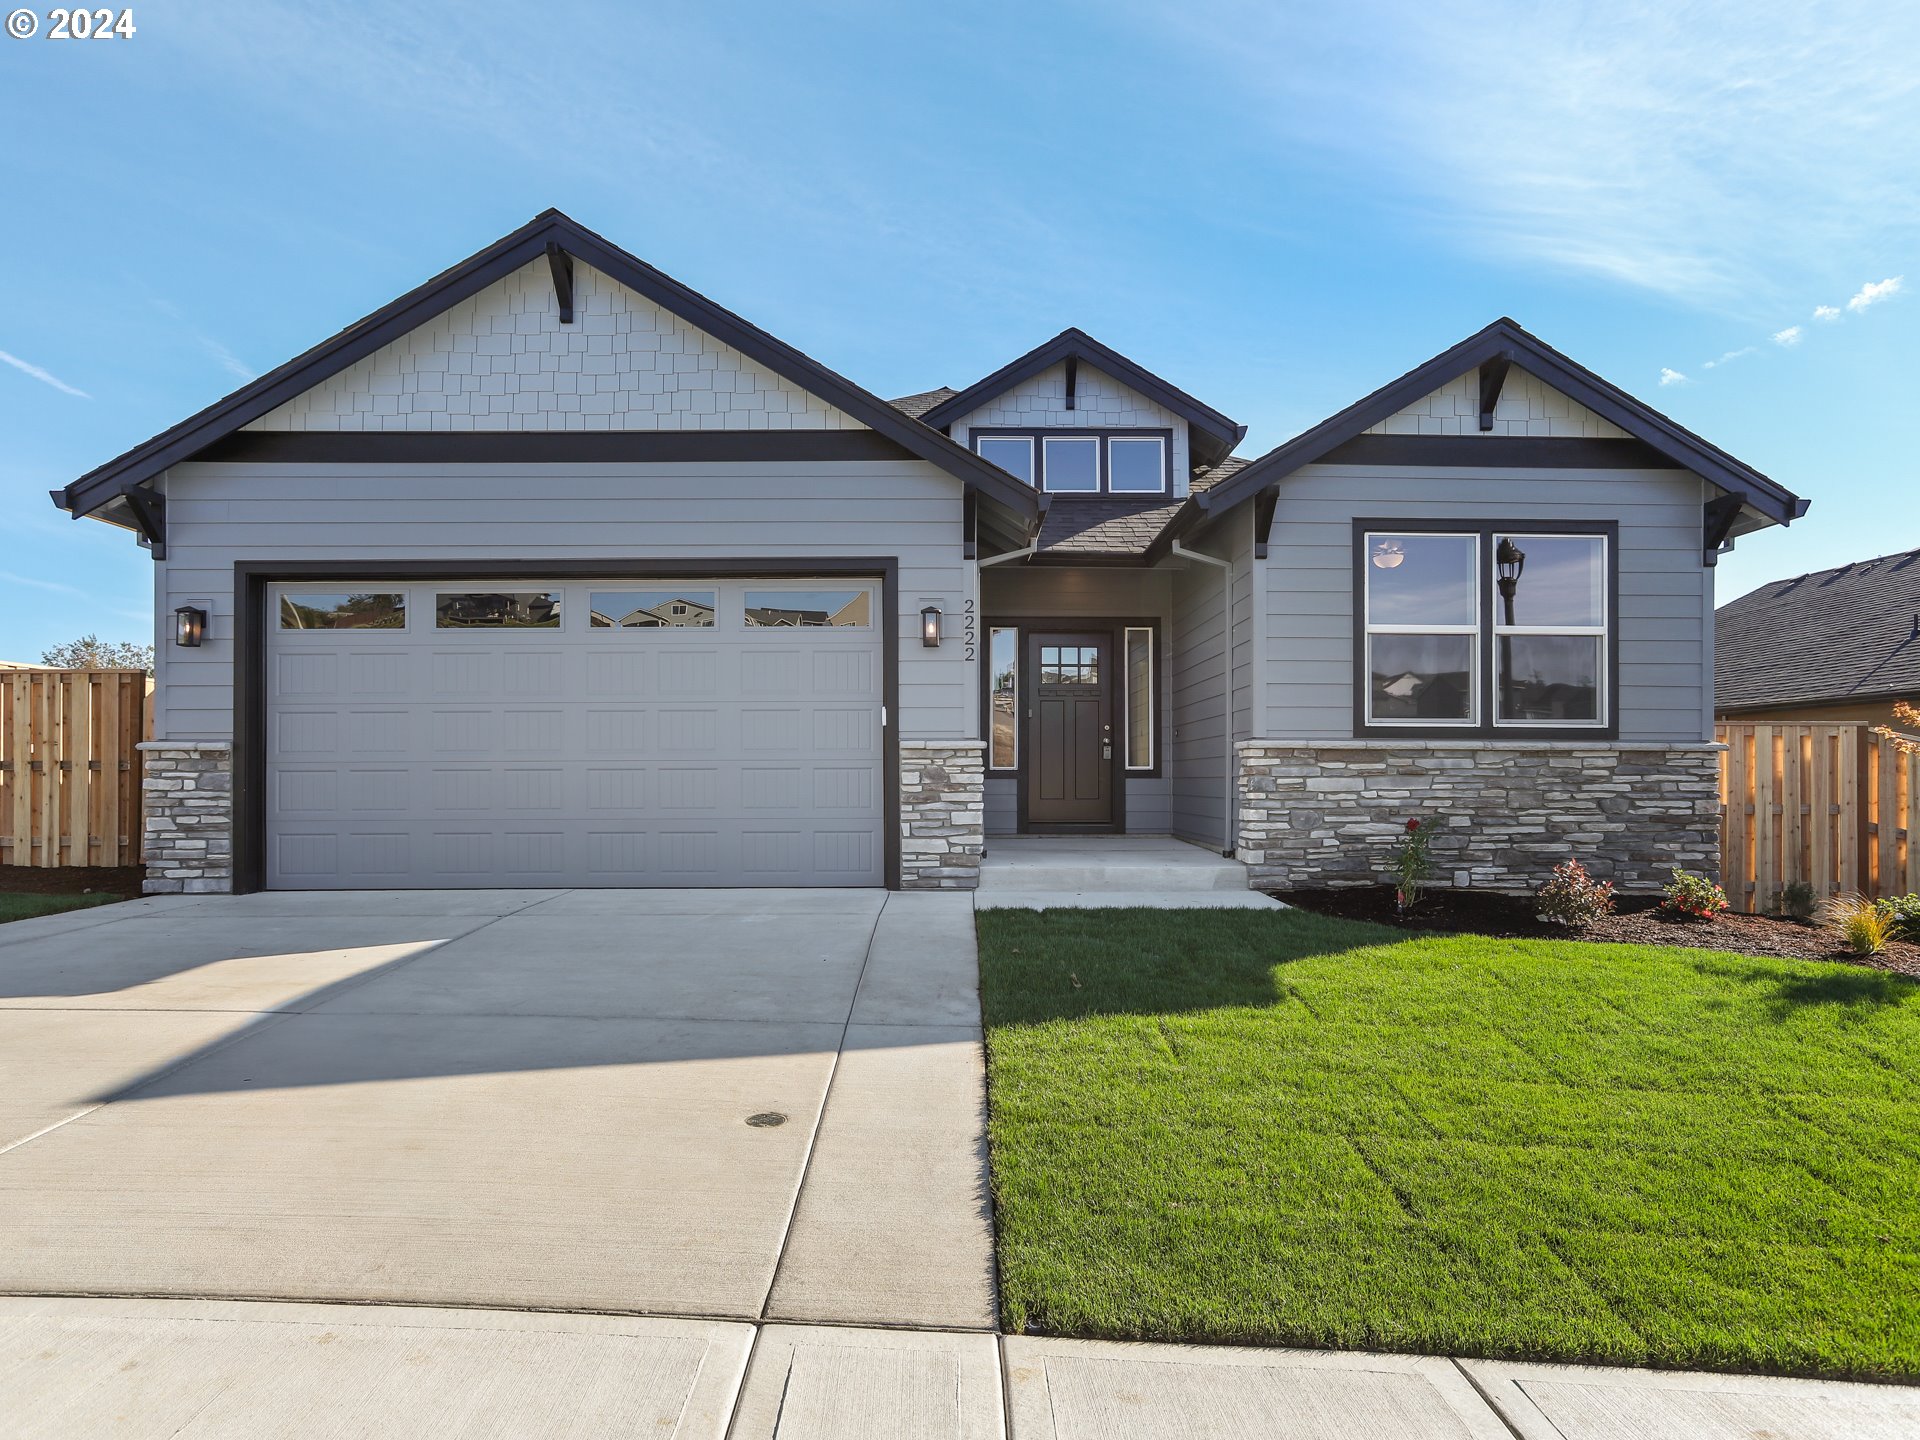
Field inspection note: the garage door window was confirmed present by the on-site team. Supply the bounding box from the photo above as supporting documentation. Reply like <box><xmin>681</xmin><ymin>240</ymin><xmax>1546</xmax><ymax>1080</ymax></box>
<box><xmin>744</xmin><ymin>589</ymin><xmax>871</xmax><ymax>628</ymax></box>
<box><xmin>279</xmin><ymin>592</ymin><xmax>406</xmax><ymax>630</ymax></box>
<box><xmin>589</xmin><ymin>589</ymin><xmax>717</xmax><ymax>628</ymax></box>
<box><xmin>435</xmin><ymin>592</ymin><xmax>562</xmax><ymax>629</ymax></box>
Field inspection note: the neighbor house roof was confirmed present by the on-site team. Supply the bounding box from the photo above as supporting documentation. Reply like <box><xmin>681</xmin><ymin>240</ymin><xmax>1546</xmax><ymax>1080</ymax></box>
<box><xmin>888</xmin><ymin>387</ymin><xmax>959</xmax><ymax>419</ymax></box>
<box><xmin>1716</xmin><ymin>549</ymin><xmax>1920</xmax><ymax>713</ymax></box>
<box><xmin>53</xmin><ymin>211</ymin><xmax>1040</xmax><ymax>527</ymax></box>
<box><xmin>1197</xmin><ymin>318</ymin><xmax>1808</xmax><ymax>528</ymax></box>
<box><xmin>912</xmin><ymin>329</ymin><xmax>1247</xmax><ymax>469</ymax></box>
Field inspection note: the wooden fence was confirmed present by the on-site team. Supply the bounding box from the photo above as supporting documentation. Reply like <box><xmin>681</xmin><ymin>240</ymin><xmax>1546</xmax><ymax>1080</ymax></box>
<box><xmin>1718</xmin><ymin>721</ymin><xmax>1919</xmax><ymax>912</ymax></box>
<box><xmin>0</xmin><ymin>669</ymin><xmax>150</xmax><ymax>869</ymax></box>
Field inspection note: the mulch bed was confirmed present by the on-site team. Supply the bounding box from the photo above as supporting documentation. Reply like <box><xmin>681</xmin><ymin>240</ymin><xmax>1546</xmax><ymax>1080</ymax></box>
<box><xmin>0</xmin><ymin>865</ymin><xmax>147</xmax><ymax>899</ymax></box>
<box><xmin>1272</xmin><ymin>885</ymin><xmax>1920</xmax><ymax>978</ymax></box>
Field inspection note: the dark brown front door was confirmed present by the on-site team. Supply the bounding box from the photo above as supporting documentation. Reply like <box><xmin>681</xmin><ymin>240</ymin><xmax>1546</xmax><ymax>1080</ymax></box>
<box><xmin>1027</xmin><ymin>632</ymin><xmax>1114</xmax><ymax>827</ymax></box>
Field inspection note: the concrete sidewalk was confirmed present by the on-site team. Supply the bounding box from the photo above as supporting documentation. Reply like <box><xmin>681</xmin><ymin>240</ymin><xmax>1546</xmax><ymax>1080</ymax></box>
<box><xmin>5</xmin><ymin>1296</ymin><xmax>1915</xmax><ymax>1439</ymax></box>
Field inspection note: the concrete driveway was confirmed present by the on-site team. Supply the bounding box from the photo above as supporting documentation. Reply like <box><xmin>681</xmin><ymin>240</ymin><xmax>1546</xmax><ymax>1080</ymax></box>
<box><xmin>0</xmin><ymin>888</ymin><xmax>994</xmax><ymax>1330</ymax></box>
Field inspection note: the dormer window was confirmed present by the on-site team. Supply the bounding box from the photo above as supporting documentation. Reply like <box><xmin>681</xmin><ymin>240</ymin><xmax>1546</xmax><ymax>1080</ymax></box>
<box><xmin>973</xmin><ymin>429</ymin><xmax>1170</xmax><ymax>495</ymax></box>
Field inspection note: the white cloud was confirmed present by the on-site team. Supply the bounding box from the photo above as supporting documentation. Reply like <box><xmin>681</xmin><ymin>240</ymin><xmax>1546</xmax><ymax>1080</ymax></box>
<box><xmin>1813</xmin><ymin>304</ymin><xmax>1842</xmax><ymax>321</ymax></box>
<box><xmin>1702</xmin><ymin>347</ymin><xmax>1758</xmax><ymax>369</ymax></box>
<box><xmin>1123</xmin><ymin>1</ymin><xmax>1920</xmax><ymax>307</ymax></box>
<box><xmin>196</xmin><ymin>336</ymin><xmax>256</xmax><ymax>381</ymax></box>
<box><xmin>0</xmin><ymin>570</ymin><xmax>89</xmax><ymax>598</ymax></box>
<box><xmin>1659</xmin><ymin>367</ymin><xmax>1688</xmax><ymax>386</ymax></box>
<box><xmin>1772</xmin><ymin>326</ymin><xmax>1803</xmax><ymax>346</ymax></box>
<box><xmin>1846</xmin><ymin>275</ymin><xmax>1904</xmax><ymax>312</ymax></box>
<box><xmin>0</xmin><ymin>349</ymin><xmax>89</xmax><ymax>398</ymax></box>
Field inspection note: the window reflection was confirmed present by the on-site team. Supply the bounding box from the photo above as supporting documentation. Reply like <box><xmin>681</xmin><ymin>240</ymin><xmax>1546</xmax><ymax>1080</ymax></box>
<box><xmin>434</xmin><ymin>592</ymin><xmax>562</xmax><ymax>628</ymax></box>
<box><xmin>590</xmin><ymin>590</ymin><xmax>717</xmax><ymax>628</ymax></box>
<box><xmin>1125</xmin><ymin>627</ymin><xmax>1153</xmax><ymax>768</ymax></box>
<box><xmin>279</xmin><ymin>593</ymin><xmax>405</xmax><ymax>630</ymax></box>
<box><xmin>744</xmin><ymin>590</ymin><xmax>871</xmax><ymax>627</ymax></box>
<box><xmin>1368</xmin><ymin>634</ymin><xmax>1473</xmax><ymax>721</ymax></box>
<box><xmin>989</xmin><ymin>627</ymin><xmax>1018</xmax><ymax>769</ymax></box>
<box><xmin>1039</xmin><ymin>645</ymin><xmax>1100</xmax><ymax>685</ymax></box>
<box><xmin>1497</xmin><ymin>634</ymin><xmax>1601</xmax><ymax>722</ymax></box>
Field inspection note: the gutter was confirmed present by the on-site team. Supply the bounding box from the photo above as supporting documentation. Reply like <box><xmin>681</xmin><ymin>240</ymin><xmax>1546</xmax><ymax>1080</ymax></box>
<box><xmin>1170</xmin><ymin>539</ymin><xmax>1237</xmax><ymax>857</ymax></box>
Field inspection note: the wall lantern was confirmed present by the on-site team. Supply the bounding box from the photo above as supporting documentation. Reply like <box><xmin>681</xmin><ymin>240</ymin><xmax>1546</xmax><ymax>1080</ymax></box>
<box><xmin>920</xmin><ymin>606</ymin><xmax>943</xmax><ymax>648</ymax></box>
<box><xmin>174</xmin><ymin>605</ymin><xmax>207</xmax><ymax>648</ymax></box>
<box><xmin>1370</xmin><ymin>539</ymin><xmax>1405</xmax><ymax>569</ymax></box>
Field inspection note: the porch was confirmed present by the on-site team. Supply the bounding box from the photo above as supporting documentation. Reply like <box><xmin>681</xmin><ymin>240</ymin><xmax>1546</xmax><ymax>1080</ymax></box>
<box><xmin>974</xmin><ymin>835</ymin><xmax>1279</xmax><ymax>909</ymax></box>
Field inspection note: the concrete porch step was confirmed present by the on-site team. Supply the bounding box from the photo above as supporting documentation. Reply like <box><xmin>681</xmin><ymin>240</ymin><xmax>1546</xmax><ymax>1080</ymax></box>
<box><xmin>977</xmin><ymin>836</ymin><xmax>1251</xmax><ymax>892</ymax></box>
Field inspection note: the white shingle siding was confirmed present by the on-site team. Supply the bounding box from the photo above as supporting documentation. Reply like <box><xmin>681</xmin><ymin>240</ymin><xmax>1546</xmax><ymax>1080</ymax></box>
<box><xmin>946</xmin><ymin>361</ymin><xmax>1193</xmax><ymax>496</ymax></box>
<box><xmin>244</xmin><ymin>260</ymin><xmax>864</xmax><ymax>434</ymax></box>
<box><xmin>1364</xmin><ymin>367</ymin><xmax>1628</xmax><ymax>439</ymax></box>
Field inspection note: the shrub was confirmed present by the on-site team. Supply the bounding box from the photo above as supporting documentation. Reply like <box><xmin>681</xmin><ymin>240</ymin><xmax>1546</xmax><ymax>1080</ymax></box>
<box><xmin>1536</xmin><ymin>858</ymin><xmax>1616</xmax><ymax>929</ymax></box>
<box><xmin>1874</xmin><ymin>892</ymin><xmax>1920</xmax><ymax>942</ymax></box>
<box><xmin>1773</xmin><ymin>881</ymin><xmax>1818</xmax><ymax>921</ymax></box>
<box><xmin>1822</xmin><ymin>893</ymin><xmax>1897</xmax><ymax>956</ymax></box>
<box><xmin>1389</xmin><ymin>817</ymin><xmax>1433</xmax><ymax>914</ymax></box>
<box><xmin>1659</xmin><ymin>867</ymin><xmax>1729</xmax><ymax>921</ymax></box>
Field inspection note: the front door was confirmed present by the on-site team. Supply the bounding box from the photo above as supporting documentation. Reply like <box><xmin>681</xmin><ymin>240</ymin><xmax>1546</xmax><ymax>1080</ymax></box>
<box><xmin>1026</xmin><ymin>632</ymin><xmax>1114</xmax><ymax>828</ymax></box>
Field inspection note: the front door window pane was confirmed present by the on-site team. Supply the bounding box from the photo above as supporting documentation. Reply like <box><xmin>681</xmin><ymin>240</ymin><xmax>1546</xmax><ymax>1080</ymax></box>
<box><xmin>435</xmin><ymin>592</ymin><xmax>561</xmax><ymax>628</ymax></box>
<box><xmin>1498</xmin><ymin>634</ymin><xmax>1601</xmax><ymax>722</ymax></box>
<box><xmin>977</xmin><ymin>437</ymin><xmax>1034</xmax><ymax>486</ymax></box>
<box><xmin>1366</xmin><ymin>534</ymin><xmax>1477</xmax><ymax>627</ymax></box>
<box><xmin>744</xmin><ymin>589</ymin><xmax>870</xmax><ymax>627</ymax></box>
<box><xmin>1041</xmin><ymin>437</ymin><xmax>1099</xmax><ymax>493</ymax></box>
<box><xmin>989</xmin><ymin>627</ymin><xmax>1018</xmax><ymax>769</ymax></box>
<box><xmin>1368</xmin><ymin>634</ymin><xmax>1473</xmax><ymax>721</ymax></box>
<box><xmin>589</xmin><ymin>589</ymin><xmax>717</xmax><ymax>628</ymax></box>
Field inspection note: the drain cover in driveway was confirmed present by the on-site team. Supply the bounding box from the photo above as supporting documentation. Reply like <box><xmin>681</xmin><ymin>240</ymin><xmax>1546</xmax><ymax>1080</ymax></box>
<box><xmin>746</xmin><ymin>1112</ymin><xmax>788</xmax><ymax>1128</ymax></box>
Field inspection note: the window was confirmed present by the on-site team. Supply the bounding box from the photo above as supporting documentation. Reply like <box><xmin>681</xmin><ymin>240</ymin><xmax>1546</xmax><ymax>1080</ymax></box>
<box><xmin>1039</xmin><ymin>645</ymin><xmax>1100</xmax><ymax>683</ymax></box>
<box><xmin>1041</xmin><ymin>437</ymin><xmax>1099</xmax><ymax>493</ymax></box>
<box><xmin>278</xmin><ymin>592</ymin><xmax>404</xmax><ymax>630</ymax></box>
<box><xmin>434</xmin><ymin>592</ymin><xmax>561</xmax><ymax>628</ymax></box>
<box><xmin>1358</xmin><ymin>524</ymin><xmax>1613</xmax><ymax>734</ymax></box>
<box><xmin>1108</xmin><ymin>437</ymin><xmax>1166</xmax><ymax>494</ymax></box>
<box><xmin>589</xmin><ymin>589</ymin><xmax>717</xmax><ymax>628</ymax></box>
<box><xmin>744</xmin><ymin>589</ymin><xmax>871</xmax><ymax>628</ymax></box>
<box><xmin>976</xmin><ymin>436</ymin><xmax>1034</xmax><ymax>486</ymax></box>
<box><xmin>1125</xmin><ymin>626</ymin><xmax>1154</xmax><ymax>769</ymax></box>
<box><xmin>1493</xmin><ymin>534</ymin><xmax>1606</xmax><ymax>725</ymax></box>
<box><xmin>988</xmin><ymin>626</ymin><xmax>1018</xmax><ymax>770</ymax></box>
<box><xmin>1363</xmin><ymin>533</ymin><xmax>1478</xmax><ymax>725</ymax></box>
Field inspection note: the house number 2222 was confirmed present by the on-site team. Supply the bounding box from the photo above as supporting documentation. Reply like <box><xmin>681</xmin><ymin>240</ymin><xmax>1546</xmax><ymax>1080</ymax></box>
<box><xmin>963</xmin><ymin>598</ymin><xmax>975</xmax><ymax>661</ymax></box>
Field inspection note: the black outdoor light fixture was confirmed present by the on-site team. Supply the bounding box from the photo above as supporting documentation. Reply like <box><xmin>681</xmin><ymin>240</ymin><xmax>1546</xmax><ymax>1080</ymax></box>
<box><xmin>1496</xmin><ymin>538</ymin><xmax>1527</xmax><ymax>625</ymax></box>
<box><xmin>921</xmin><ymin>606</ymin><xmax>943</xmax><ymax>647</ymax></box>
<box><xmin>173</xmin><ymin>605</ymin><xmax>207</xmax><ymax>648</ymax></box>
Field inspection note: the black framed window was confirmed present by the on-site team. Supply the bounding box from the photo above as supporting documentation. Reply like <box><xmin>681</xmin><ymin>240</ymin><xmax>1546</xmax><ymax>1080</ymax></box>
<box><xmin>972</xmin><ymin>429</ymin><xmax>1172</xmax><ymax>495</ymax></box>
<box><xmin>1354</xmin><ymin>520</ymin><xmax>1617</xmax><ymax>739</ymax></box>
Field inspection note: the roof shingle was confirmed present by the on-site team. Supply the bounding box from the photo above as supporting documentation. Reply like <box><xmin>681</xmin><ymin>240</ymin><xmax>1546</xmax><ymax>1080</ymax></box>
<box><xmin>1716</xmin><ymin>549</ymin><xmax>1920</xmax><ymax>711</ymax></box>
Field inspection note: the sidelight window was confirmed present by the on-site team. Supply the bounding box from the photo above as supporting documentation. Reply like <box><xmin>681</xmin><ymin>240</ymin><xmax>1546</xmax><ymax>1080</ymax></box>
<box><xmin>1124</xmin><ymin>626</ymin><xmax>1154</xmax><ymax>769</ymax></box>
<box><xmin>988</xmin><ymin>627</ymin><xmax>1018</xmax><ymax>770</ymax></box>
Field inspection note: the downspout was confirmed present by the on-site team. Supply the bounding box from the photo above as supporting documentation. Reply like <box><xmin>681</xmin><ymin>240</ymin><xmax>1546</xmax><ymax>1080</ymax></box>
<box><xmin>1171</xmin><ymin>538</ymin><xmax>1236</xmax><ymax>857</ymax></box>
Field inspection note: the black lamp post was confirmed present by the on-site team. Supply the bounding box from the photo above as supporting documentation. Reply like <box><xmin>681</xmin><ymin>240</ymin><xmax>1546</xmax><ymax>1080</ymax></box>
<box><xmin>1496</xmin><ymin>538</ymin><xmax>1526</xmax><ymax>627</ymax></box>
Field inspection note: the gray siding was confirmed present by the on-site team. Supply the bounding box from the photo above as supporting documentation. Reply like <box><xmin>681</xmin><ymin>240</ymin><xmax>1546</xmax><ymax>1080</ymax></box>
<box><xmin>979</xmin><ymin>567</ymin><xmax>1173</xmax><ymax>835</ymax></box>
<box><xmin>152</xmin><ymin>459</ymin><xmax>974</xmax><ymax>741</ymax></box>
<box><xmin>1170</xmin><ymin>540</ymin><xmax>1238</xmax><ymax>849</ymax></box>
<box><xmin>1259</xmin><ymin>463</ymin><xmax>1714</xmax><ymax>742</ymax></box>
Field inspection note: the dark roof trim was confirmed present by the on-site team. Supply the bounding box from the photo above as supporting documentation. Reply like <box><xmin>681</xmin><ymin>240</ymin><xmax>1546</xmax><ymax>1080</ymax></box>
<box><xmin>56</xmin><ymin>210</ymin><xmax>1039</xmax><ymax>523</ymax></box>
<box><xmin>1197</xmin><ymin>318</ymin><xmax>1808</xmax><ymax>526</ymax></box>
<box><xmin>915</xmin><ymin>328</ymin><xmax>1246</xmax><ymax>468</ymax></box>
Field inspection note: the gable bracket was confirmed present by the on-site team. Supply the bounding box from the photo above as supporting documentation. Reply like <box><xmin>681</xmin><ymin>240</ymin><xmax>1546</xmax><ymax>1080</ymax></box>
<box><xmin>1064</xmin><ymin>354</ymin><xmax>1078</xmax><ymax>411</ymax></box>
<box><xmin>1702</xmin><ymin>492</ymin><xmax>1743</xmax><ymax>567</ymax></box>
<box><xmin>122</xmin><ymin>486</ymin><xmax>167</xmax><ymax>561</ymax></box>
<box><xmin>1478</xmin><ymin>353</ymin><xmax>1513</xmax><ymax>431</ymax></box>
<box><xmin>546</xmin><ymin>242</ymin><xmax>575</xmax><ymax>324</ymax></box>
<box><xmin>1252</xmin><ymin>488</ymin><xmax>1278</xmax><ymax>560</ymax></box>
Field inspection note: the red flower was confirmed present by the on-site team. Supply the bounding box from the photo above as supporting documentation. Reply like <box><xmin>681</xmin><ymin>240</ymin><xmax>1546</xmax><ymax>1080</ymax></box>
<box><xmin>1405</xmin><ymin>818</ymin><xmax>1420</xmax><ymax>832</ymax></box>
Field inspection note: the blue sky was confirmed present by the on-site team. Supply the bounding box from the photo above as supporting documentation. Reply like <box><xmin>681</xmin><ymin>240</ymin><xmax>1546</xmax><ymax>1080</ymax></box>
<box><xmin>2</xmin><ymin>0</ymin><xmax>1915</xmax><ymax>662</ymax></box>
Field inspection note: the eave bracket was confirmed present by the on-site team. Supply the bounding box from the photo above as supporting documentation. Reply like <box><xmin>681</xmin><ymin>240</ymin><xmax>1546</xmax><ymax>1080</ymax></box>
<box><xmin>1478</xmin><ymin>353</ymin><xmax>1513</xmax><ymax>431</ymax></box>
<box><xmin>123</xmin><ymin>487</ymin><xmax>167</xmax><ymax>561</ymax></box>
<box><xmin>1702</xmin><ymin>492</ymin><xmax>1743</xmax><ymax>566</ymax></box>
<box><xmin>546</xmin><ymin>242</ymin><xmax>575</xmax><ymax>324</ymax></box>
<box><xmin>1064</xmin><ymin>354</ymin><xmax>1077</xmax><ymax>411</ymax></box>
<box><xmin>1253</xmin><ymin>489</ymin><xmax>1278</xmax><ymax>560</ymax></box>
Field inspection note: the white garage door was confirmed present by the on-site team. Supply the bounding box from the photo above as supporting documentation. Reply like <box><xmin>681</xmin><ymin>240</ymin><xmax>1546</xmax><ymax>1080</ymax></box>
<box><xmin>264</xmin><ymin>578</ymin><xmax>885</xmax><ymax>888</ymax></box>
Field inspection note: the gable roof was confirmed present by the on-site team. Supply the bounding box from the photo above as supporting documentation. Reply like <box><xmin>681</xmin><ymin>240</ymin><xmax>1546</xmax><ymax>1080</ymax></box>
<box><xmin>1716</xmin><ymin>549</ymin><xmax>1920</xmax><ymax>712</ymax></box>
<box><xmin>54</xmin><ymin>211</ymin><xmax>1039</xmax><ymax>523</ymax></box>
<box><xmin>889</xmin><ymin>387</ymin><xmax>958</xmax><ymax>419</ymax></box>
<box><xmin>1197</xmin><ymin>318</ymin><xmax>1808</xmax><ymax>526</ymax></box>
<box><xmin>913</xmin><ymin>328</ymin><xmax>1246</xmax><ymax>468</ymax></box>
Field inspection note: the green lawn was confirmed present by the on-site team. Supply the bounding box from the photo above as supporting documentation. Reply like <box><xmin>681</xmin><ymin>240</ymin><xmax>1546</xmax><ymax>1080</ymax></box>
<box><xmin>0</xmin><ymin>893</ymin><xmax>121</xmax><ymax>925</ymax></box>
<box><xmin>978</xmin><ymin>907</ymin><xmax>1920</xmax><ymax>1380</ymax></box>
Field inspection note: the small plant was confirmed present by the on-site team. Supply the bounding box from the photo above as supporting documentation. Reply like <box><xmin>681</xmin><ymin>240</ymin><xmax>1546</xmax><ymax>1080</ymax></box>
<box><xmin>1536</xmin><ymin>858</ymin><xmax>1616</xmax><ymax>929</ymax></box>
<box><xmin>1773</xmin><ymin>880</ymin><xmax>1818</xmax><ymax>922</ymax></box>
<box><xmin>1874</xmin><ymin>892</ymin><xmax>1920</xmax><ymax>942</ymax></box>
<box><xmin>1389</xmin><ymin>817</ymin><xmax>1433</xmax><ymax>915</ymax></box>
<box><xmin>1659</xmin><ymin>867</ymin><xmax>1729</xmax><ymax>921</ymax></box>
<box><xmin>1821</xmin><ymin>892</ymin><xmax>1897</xmax><ymax>956</ymax></box>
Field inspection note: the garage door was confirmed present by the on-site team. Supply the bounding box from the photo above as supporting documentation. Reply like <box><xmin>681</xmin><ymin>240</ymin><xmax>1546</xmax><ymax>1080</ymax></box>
<box><xmin>264</xmin><ymin>578</ymin><xmax>885</xmax><ymax>888</ymax></box>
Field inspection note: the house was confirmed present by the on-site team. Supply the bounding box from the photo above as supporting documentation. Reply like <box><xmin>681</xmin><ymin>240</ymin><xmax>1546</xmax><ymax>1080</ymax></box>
<box><xmin>52</xmin><ymin>211</ymin><xmax>1807</xmax><ymax>895</ymax></box>
<box><xmin>1716</xmin><ymin>549</ymin><xmax>1920</xmax><ymax>726</ymax></box>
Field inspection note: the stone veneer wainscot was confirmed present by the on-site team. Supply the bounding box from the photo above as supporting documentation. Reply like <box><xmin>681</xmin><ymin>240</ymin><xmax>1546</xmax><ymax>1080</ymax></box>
<box><xmin>139</xmin><ymin>740</ymin><xmax>234</xmax><ymax>894</ymax></box>
<box><xmin>1236</xmin><ymin>739</ymin><xmax>1722</xmax><ymax>893</ymax></box>
<box><xmin>900</xmin><ymin>740</ymin><xmax>985</xmax><ymax>890</ymax></box>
